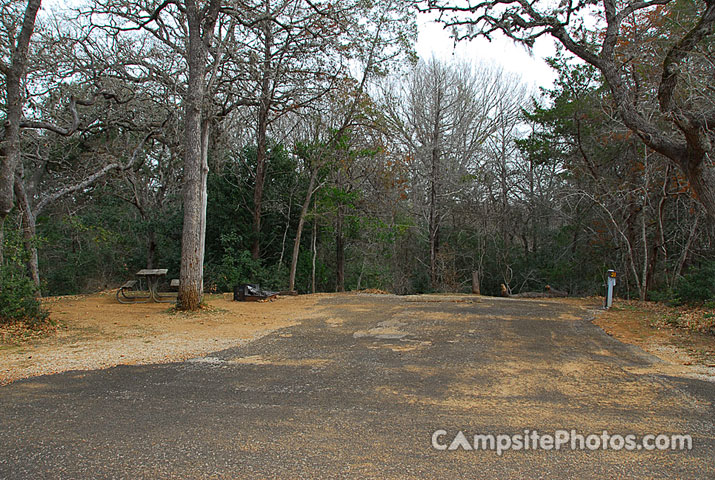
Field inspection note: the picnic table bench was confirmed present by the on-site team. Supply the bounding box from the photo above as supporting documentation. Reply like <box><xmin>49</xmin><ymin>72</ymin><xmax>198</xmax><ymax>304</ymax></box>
<box><xmin>117</xmin><ymin>269</ymin><xmax>178</xmax><ymax>304</ymax></box>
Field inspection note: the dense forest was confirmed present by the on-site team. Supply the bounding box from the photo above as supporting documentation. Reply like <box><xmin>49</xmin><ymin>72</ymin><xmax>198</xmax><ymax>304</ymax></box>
<box><xmin>1</xmin><ymin>0</ymin><xmax>714</xmax><ymax>322</ymax></box>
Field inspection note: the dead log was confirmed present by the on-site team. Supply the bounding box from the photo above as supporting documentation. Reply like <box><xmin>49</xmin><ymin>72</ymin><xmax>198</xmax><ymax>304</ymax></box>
<box><xmin>545</xmin><ymin>285</ymin><xmax>568</xmax><ymax>297</ymax></box>
<box><xmin>501</xmin><ymin>284</ymin><xmax>568</xmax><ymax>298</ymax></box>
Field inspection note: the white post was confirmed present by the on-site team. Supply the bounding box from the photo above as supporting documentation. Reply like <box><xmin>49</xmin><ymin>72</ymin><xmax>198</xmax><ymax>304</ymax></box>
<box><xmin>605</xmin><ymin>270</ymin><xmax>617</xmax><ymax>309</ymax></box>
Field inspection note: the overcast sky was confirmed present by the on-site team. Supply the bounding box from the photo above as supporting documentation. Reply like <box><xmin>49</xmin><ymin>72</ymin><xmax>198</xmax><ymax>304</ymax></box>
<box><xmin>42</xmin><ymin>1</ymin><xmax>558</xmax><ymax>91</ymax></box>
<box><xmin>415</xmin><ymin>12</ymin><xmax>557</xmax><ymax>91</ymax></box>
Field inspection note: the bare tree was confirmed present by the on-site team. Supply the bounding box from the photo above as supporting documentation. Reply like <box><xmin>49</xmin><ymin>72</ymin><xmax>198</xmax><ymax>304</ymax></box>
<box><xmin>229</xmin><ymin>0</ymin><xmax>416</xmax><ymax>261</ymax></box>
<box><xmin>286</xmin><ymin>0</ymin><xmax>417</xmax><ymax>291</ymax></box>
<box><xmin>426</xmin><ymin>0</ymin><xmax>715</xmax><ymax>221</ymax></box>
<box><xmin>228</xmin><ymin>0</ymin><xmax>354</xmax><ymax>260</ymax></box>
<box><xmin>382</xmin><ymin>59</ymin><xmax>508</xmax><ymax>289</ymax></box>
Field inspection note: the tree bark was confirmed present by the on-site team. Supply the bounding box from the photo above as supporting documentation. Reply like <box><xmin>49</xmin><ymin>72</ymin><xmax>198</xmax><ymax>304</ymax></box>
<box><xmin>356</xmin><ymin>256</ymin><xmax>365</xmax><ymax>291</ymax></box>
<box><xmin>311</xmin><ymin>208</ymin><xmax>317</xmax><ymax>294</ymax></box>
<box><xmin>0</xmin><ymin>0</ymin><xmax>42</xmax><ymax>261</ymax></box>
<box><xmin>471</xmin><ymin>270</ymin><xmax>480</xmax><ymax>295</ymax></box>
<box><xmin>428</xmin><ymin>139</ymin><xmax>440</xmax><ymax>289</ymax></box>
<box><xmin>278</xmin><ymin>192</ymin><xmax>293</xmax><ymax>266</ymax></box>
<box><xmin>177</xmin><ymin>0</ymin><xmax>217</xmax><ymax>310</ymax></box>
<box><xmin>0</xmin><ymin>216</ymin><xmax>4</xmax><ymax>267</ymax></box>
<box><xmin>335</xmin><ymin>203</ymin><xmax>345</xmax><ymax>292</ymax></box>
<box><xmin>147</xmin><ymin>231</ymin><xmax>157</xmax><ymax>269</ymax></box>
<box><xmin>13</xmin><ymin>173</ymin><xmax>40</xmax><ymax>290</ymax></box>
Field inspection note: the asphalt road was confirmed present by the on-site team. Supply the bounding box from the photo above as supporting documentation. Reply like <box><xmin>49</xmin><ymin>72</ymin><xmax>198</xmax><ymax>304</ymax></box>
<box><xmin>1</xmin><ymin>294</ymin><xmax>713</xmax><ymax>479</ymax></box>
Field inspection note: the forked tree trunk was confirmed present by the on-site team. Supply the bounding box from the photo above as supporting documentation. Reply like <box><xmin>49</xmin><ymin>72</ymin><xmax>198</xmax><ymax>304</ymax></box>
<box><xmin>0</xmin><ymin>0</ymin><xmax>42</xmax><ymax>264</ymax></box>
<box><xmin>13</xmin><ymin>174</ymin><xmax>40</xmax><ymax>290</ymax></box>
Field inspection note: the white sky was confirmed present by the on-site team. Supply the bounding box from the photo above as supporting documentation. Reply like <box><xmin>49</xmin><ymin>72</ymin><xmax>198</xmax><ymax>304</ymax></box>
<box><xmin>415</xmin><ymin>13</ymin><xmax>557</xmax><ymax>91</ymax></box>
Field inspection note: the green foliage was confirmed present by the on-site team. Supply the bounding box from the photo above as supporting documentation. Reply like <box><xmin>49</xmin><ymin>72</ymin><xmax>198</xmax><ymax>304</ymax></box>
<box><xmin>206</xmin><ymin>142</ymin><xmax>307</xmax><ymax>269</ymax></box>
<box><xmin>0</xmin><ymin>269</ymin><xmax>49</xmax><ymax>326</ymax></box>
<box><xmin>209</xmin><ymin>233</ymin><xmax>265</xmax><ymax>292</ymax></box>
<box><xmin>650</xmin><ymin>262</ymin><xmax>715</xmax><ymax>305</ymax></box>
<box><xmin>0</xmin><ymin>228</ymin><xmax>49</xmax><ymax>326</ymax></box>
<box><xmin>673</xmin><ymin>262</ymin><xmax>715</xmax><ymax>304</ymax></box>
<box><xmin>207</xmin><ymin>233</ymin><xmax>292</xmax><ymax>293</ymax></box>
<box><xmin>648</xmin><ymin>288</ymin><xmax>680</xmax><ymax>306</ymax></box>
<box><xmin>41</xmin><ymin>196</ymin><xmax>144</xmax><ymax>293</ymax></box>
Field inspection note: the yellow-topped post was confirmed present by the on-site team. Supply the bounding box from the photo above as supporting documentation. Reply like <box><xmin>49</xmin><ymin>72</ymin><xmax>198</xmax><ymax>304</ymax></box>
<box><xmin>605</xmin><ymin>270</ymin><xmax>617</xmax><ymax>309</ymax></box>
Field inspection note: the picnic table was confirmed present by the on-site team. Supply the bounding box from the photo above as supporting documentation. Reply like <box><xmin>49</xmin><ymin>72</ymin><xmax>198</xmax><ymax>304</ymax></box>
<box><xmin>117</xmin><ymin>268</ymin><xmax>178</xmax><ymax>304</ymax></box>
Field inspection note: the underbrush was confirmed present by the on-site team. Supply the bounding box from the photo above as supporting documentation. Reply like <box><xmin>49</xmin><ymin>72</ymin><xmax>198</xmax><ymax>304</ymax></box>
<box><xmin>615</xmin><ymin>299</ymin><xmax>715</xmax><ymax>336</ymax></box>
<box><xmin>649</xmin><ymin>261</ymin><xmax>715</xmax><ymax>307</ymax></box>
<box><xmin>1</xmin><ymin>234</ymin><xmax>52</xmax><ymax>329</ymax></box>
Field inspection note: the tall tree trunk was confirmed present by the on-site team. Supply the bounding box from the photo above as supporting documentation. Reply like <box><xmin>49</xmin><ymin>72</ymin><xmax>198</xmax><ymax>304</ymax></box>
<box><xmin>639</xmin><ymin>198</ymin><xmax>648</xmax><ymax>301</ymax></box>
<box><xmin>13</xmin><ymin>174</ymin><xmax>40</xmax><ymax>290</ymax></box>
<box><xmin>178</xmin><ymin>0</ymin><xmax>211</xmax><ymax>311</ymax></box>
<box><xmin>0</xmin><ymin>216</ymin><xmax>4</xmax><ymax>267</ymax></box>
<box><xmin>335</xmin><ymin>203</ymin><xmax>345</xmax><ymax>292</ymax></box>
<box><xmin>428</xmin><ymin>99</ymin><xmax>441</xmax><ymax>289</ymax></box>
<box><xmin>147</xmin><ymin>231</ymin><xmax>157</xmax><ymax>269</ymax></box>
<box><xmin>311</xmin><ymin>208</ymin><xmax>317</xmax><ymax>294</ymax></box>
<box><xmin>289</xmin><ymin>167</ymin><xmax>318</xmax><ymax>292</ymax></box>
<box><xmin>682</xmin><ymin>151</ymin><xmax>715</xmax><ymax>225</ymax></box>
<box><xmin>0</xmin><ymin>0</ymin><xmax>42</xmax><ymax>263</ymax></box>
<box><xmin>278</xmin><ymin>193</ymin><xmax>292</xmax><ymax>265</ymax></box>
<box><xmin>471</xmin><ymin>270</ymin><xmax>480</xmax><ymax>295</ymax></box>
<box><xmin>356</xmin><ymin>256</ymin><xmax>365</xmax><ymax>291</ymax></box>
<box><xmin>251</xmin><ymin>9</ymin><xmax>274</xmax><ymax>261</ymax></box>
<box><xmin>251</xmin><ymin>109</ymin><xmax>268</xmax><ymax>260</ymax></box>
<box><xmin>199</xmin><ymin>119</ymin><xmax>210</xmax><ymax>293</ymax></box>
<box><xmin>673</xmin><ymin>216</ymin><xmax>699</xmax><ymax>285</ymax></box>
<box><xmin>428</xmin><ymin>148</ymin><xmax>440</xmax><ymax>289</ymax></box>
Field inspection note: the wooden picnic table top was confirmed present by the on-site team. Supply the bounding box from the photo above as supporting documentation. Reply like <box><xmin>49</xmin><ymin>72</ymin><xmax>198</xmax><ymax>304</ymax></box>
<box><xmin>136</xmin><ymin>269</ymin><xmax>168</xmax><ymax>276</ymax></box>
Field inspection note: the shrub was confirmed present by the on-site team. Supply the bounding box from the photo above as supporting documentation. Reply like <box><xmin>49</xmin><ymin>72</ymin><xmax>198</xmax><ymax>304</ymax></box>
<box><xmin>0</xmin><ymin>268</ymin><xmax>49</xmax><ymax>326</ymax></box>
<box><xmin>206</xmin><ymin>232</ymin><xmax>264</xmax><ymax>292</ymax></box>
<box><xmin>0</xmin><ymin>231</ymin><xmax>50</xmax><ymax>326</ymax></box>
<box><xmin>648</xmin><ymin>288</ymin><xmax>680</xmax><ymax>306</ymax></box>
<box><xmin>674</xmin><ymin>261</ymin><xmax>715</xmax><ymax>305</ymax></box>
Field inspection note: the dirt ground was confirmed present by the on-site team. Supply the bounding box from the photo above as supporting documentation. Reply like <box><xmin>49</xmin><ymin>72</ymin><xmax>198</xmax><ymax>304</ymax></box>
<box><xmin>0</xmin><ymin>291</ymin><xmax>322</xmax><ymax>384</ymax></box>
<box><xmin>594</xmin><ymin>300</ymin><xmax>715</xmax><ymax>382</ymax></box>
<box><xmin>1</xmin><ymin>292</ymin><xmax>713</xmax><ymax>385</ymax></box>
